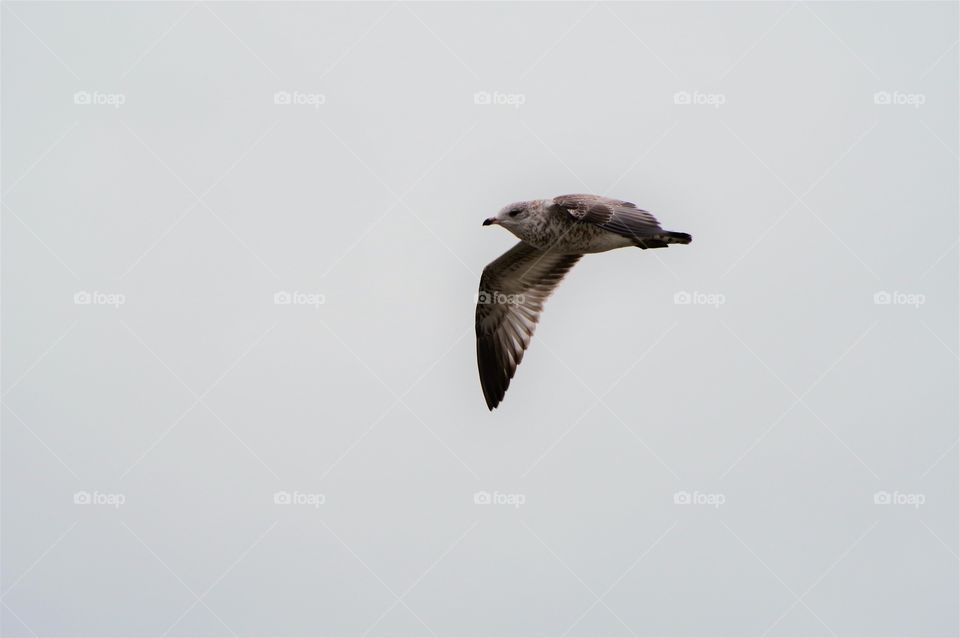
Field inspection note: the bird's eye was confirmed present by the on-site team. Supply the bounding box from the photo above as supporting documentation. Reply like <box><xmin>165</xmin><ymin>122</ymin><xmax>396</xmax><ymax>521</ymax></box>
<box><xmin>508</xmin><ymin>209</ymin><xmax>521</xmax><ymax>217</ymax></box>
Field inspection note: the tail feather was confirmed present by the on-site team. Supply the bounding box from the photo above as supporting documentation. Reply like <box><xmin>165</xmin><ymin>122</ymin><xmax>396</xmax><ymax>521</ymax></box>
<box><xmin>635</xmin><ymin>230</ymin><xmax>692</xmax><ymax>249</ymax></box>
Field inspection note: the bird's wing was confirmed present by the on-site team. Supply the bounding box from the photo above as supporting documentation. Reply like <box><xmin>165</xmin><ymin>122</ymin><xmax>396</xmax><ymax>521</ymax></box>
<box><xmin>552</xmin><ymin>193</ymin><xmax>663</xmax><ymax>240</ymax></box>
<box><xmin>476</xmin><ymin>241</ymin><xmax>582</xmax><ymax>410</ymax></box>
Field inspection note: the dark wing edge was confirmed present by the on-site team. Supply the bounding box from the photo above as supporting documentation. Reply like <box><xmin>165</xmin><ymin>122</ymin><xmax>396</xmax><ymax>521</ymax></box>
<box><xmin>475</xmin><ymin>242</ymin><xmax>582</xmax><ymax>410</ymax></box>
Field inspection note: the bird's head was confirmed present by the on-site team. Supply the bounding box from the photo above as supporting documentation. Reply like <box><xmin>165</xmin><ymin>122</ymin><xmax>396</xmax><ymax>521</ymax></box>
<box><xmin>483</xmin><ymin>201</ymin><xmax>535</xmax><ymax>235</ymax></box>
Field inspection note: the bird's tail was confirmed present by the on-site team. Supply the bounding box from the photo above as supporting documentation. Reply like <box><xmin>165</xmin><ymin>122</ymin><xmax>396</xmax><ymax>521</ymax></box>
<box><xmin>635</xmin><ymin>230</ymin><xmax>692</xmax><ymax>249</ymax></box>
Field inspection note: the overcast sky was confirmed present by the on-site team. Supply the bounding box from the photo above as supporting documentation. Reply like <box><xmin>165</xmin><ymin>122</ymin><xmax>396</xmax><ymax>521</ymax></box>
<box><xmin>3</xmin><ymin>2</ymin><xmax>958</xmax><ymax>636</ymax></box>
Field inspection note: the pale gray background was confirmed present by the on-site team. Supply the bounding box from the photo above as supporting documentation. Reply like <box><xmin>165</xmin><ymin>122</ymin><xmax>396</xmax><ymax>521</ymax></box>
<box><xmin>2</xmin><ymin>2</ymin><xmax>958</xmax><ymax>636</ymax></box>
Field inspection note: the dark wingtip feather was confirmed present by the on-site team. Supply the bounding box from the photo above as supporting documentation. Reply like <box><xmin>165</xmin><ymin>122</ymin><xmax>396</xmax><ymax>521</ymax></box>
<box><xmin>665</xmin><ymin>231</ymin><xmax>692</xmax><ymax>244</ymax></box>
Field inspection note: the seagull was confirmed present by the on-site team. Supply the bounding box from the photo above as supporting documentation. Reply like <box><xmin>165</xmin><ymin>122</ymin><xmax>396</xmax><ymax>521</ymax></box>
<box><xmin>476</xmin><ymin>194</ymin><xmax>691</xmax><ymax>410</ymax></box>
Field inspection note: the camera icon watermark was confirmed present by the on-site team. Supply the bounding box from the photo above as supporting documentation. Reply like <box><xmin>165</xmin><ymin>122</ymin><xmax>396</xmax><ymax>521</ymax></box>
<box><xmin>673</xmin><ymin>490</ymin><xmax>725</xmax><ymax>509</ymax></box>
<box><xmin>873</xmin><ymin>290</ymin><xmax>925</xmax><ymax>308</ymax></box>
<box><xmin>674</xmin><ymin>290</ymin><xmax>725</xmax><ymax>308</ymax></box>
<box><xmin>273</xmin><ymin>490</ymin><xmax>325</xmax><ymax>508</ymax></box>
<box><xmin>473</xmin><ymin>90</ymin><xmax>526</xmax><ymax>109</ymax></box>
<box><xmin>74</xmin><ymin>290</ymin><xmax>126</xmax><ymax>308</ymax></box>
<box><xmin>673</xmin><ymin>90</ymin><xmax>726</xmax><ymax>109</ymax></box>
<box><xmin>274</xmin><ymin>290</ymin><xmax>326</xmax><ymax>308</ymax></box>
<box><xmin>73</xmin><ymin>90</ymin><xmax>126</xmax><ymax>108</ymax></box>
<box><xmin>873</xmin><ymin>90</ymin><xmax>925</xmax><ymax>109</ymax></box>
<box><xmin>873</xmin><ymin>490</ymin><xmax>925</xmax><ymax>509</ymax></box>
<box><xmin>475</xmin><ymin>290</ymin><xmax>526</xmax><ymax>306</ymax></box>
<box><xmin>73</xmin><ymin>490</ymin><xmax>126</xmax><ymax>508</ymax></box>
<box><xmin>473</xmin><ymin>490</ymin><xmax>526</xmax><ymax>509</ymax></box>
<box><xmin>274</xmin><ymin>90</ymin><xmax>326</xmax><ymax>109</ymax></box>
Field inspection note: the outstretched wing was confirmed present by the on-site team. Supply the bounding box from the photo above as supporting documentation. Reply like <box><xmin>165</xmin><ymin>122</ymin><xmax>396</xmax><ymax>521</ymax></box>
<box><xmin>552</xmin><ymin>193</ymin><xmax>663</xmax><ymax>241</ymax></box>
<box><xmin>476</xmin><ymin>242</ymin><xmax>582</xmax><ymax>410</ymax></box>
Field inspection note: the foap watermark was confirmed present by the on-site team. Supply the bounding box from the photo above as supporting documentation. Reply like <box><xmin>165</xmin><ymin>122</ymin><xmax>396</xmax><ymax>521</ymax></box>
<box><xmin>473</xmin><ymin>90</ymin><xmax>526</xmax><ymax>109</ymax></box>
<box><xmin>473</xmin><ymin>490</ymin><xmax>526</xmax><ymax>509</ymax></box>
<box><xmin>873</xmin><ymin>90</ymin><xmax>926</xmax><ymax>109</ymax></box>
<box><xmin>274</xmin><ymin>290</ymin><xmax>325</xmax><ymax>308</ymax></box>
<box><xmin>674</xmin><ymin>290</ymin><xmax>725</xmax><ymax>308</ymax></box>
<box><xmin>874</xmin><ymin>490</ymin><xmax>925</xmax><ymax>509</ymax></box>
<box><xmin>73</xmin><ymin>90</ymin><xmax>126</xmax><ymax>108</ymax></box>
<box><xmin>73</xmin><ymin>490</ymin><xmax>126</xmax><ymax>509</ymax></box>
<box><xmin>673</xmin><ymin>90</ymin><xmax>726</xmax><ymax>109</ymax></box>
<box><xmin>673</xmin><ymin>490</ymin><xmax>725</xmax><ymax>509</ymax></box>
<box><xmin>273</xmin><ymin>490</ymin><xmax>325</xmax><ymax>508</ymax></box>
<box><xmin>476</xmin><ymin>290</ymin><xmax>526</xmax><ymax>306</ymax></box>
<box><xmin>274</xmin><ymin>90</ymin><xmax>326</xmax><ymax>109</ymax></box>
<box><xmin>74</xmin><ymin>290</ymin><xmax>125</xmax><ymax>308</ymax></box>
<box><xmin>873</xmin><ymin>290</ymin><xmax>925</xmax><ymax>308</ymax></box>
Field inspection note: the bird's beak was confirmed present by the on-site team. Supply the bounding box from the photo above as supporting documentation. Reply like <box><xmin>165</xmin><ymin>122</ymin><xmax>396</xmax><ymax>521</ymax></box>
<box><xmin>482</xmin><ymin>217</ymin><xmax>498</xmax><ymax>226</ymax></box>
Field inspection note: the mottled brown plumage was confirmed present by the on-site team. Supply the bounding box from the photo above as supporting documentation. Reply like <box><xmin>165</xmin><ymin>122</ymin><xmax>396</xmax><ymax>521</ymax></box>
<box><xmin>476</xmin><ymin>194</ymin><xmax>691</xmax><ymax>410</ymax></box>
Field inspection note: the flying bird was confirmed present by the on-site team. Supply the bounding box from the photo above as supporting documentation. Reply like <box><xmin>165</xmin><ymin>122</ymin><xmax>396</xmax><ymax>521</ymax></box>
<box><xmin>476</xmin><ymin>194</ymin><xmax>691</xmax><ymax>410</ymax></box>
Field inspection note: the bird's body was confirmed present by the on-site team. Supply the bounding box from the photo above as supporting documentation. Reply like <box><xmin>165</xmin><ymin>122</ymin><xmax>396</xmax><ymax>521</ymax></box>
<box><xmin>497</xmin><ymin>199</ymin><xmax>637</xmax><ymax>253</ymax></box>
<box><xmin>475</xmin><ymin>193</ymin><xmax>691</xmax><ymax>410</ymax></box>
